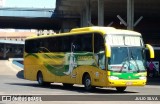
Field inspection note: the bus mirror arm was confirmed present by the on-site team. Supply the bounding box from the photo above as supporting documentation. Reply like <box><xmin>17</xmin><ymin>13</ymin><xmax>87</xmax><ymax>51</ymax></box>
<box><xmin>71</xmin><ymin>43</ymin><xmax>75</xmax><ymax>52</ymax></box>
<box><xmin>146</xmin><ymin>44</ymin><xmax>154</xmax><ymax>58</ymax></box>
<box><xmin>105</xmin><ymin>44</ymin><xmax>111</xmax><ymax>58</ymax></box>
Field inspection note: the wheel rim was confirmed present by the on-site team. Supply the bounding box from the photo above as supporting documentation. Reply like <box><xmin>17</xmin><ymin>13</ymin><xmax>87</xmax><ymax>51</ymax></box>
<box><xmin>38</xmin><ymin>73</ymin><xmax>43</xmax><ymax>84</ymax></box>
<box><xmin>85</xmin><ymin>79</ymin><xmax>91</xmax><ymax>87</ymax></box>
<box><xmin>85</xmin><ymin>77</ymin><xmax>91</xmax><ymax>90</ymax></box>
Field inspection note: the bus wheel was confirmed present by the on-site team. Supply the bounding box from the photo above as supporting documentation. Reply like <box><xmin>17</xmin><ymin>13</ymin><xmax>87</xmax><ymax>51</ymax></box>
<box><xmin>63</xmin><ymin>83</ymin><xmax>73</xmax><ymax>88</ymax></box>
<box><xmin>83</xmin><ymin>74</ymin><xmax>92</xmax><ymax>91</ymax></box>
<box><xmin>116</xmin><ymin>87</ymin><xmax>126</xmax><ymax>92</ymax></box>
<box><xmin>37</xmin><ymin>72</ymin><xmax>45</xmax><ymax>86</ymax></box>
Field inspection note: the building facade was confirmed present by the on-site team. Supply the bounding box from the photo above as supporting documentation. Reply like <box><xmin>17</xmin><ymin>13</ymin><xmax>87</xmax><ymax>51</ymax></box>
<box><xmin>0</xmin><ymin>30</ymin><xmax>35</xmax><ymax>59</ymax></box>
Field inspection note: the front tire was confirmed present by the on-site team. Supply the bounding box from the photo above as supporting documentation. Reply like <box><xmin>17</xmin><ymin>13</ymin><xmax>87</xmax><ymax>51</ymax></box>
<box><xmin>83</xmin><ymin>74</ymin><xmax>93</xmax><ymax>91</ymax></box>
<box><xmin>116</xmin><ymin>87</ymin><xmax>126</xmax><ymax>92</ymax></box>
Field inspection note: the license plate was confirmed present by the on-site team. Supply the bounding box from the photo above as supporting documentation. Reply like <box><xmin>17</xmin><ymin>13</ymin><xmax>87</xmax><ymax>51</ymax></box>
<box><xmin>126</xmin><ymin>82</ymin><xmax>132</xmax><ymax>85</ymax></box>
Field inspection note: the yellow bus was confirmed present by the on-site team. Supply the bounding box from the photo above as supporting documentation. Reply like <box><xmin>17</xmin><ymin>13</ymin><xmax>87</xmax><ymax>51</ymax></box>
<box><xmin>24</xmin><ymin>26</ymin><xmax>154</xmax><ymax>92</ymax></box>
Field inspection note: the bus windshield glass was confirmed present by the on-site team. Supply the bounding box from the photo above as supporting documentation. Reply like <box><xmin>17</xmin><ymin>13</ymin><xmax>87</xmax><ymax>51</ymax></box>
<box><xmin>106</xmin><ymin>35</ymin><xmax>146</xmax><ymax>72</ymax></box>
<box><xmin>108</xmin><ymin>47</ymin><xmax>146</xmax><ymax>72</ymax></box>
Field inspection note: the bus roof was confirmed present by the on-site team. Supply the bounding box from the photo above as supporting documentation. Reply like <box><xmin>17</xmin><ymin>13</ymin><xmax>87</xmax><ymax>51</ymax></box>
<box><xmin>25</xmin><ymin>26</ymin><xmax>141</xmax><ymax>40</ymax></box>
<box><xmin>71</xmin><ymin>26</ymin><xmax>141</xmax><ymax>36</ymax></box>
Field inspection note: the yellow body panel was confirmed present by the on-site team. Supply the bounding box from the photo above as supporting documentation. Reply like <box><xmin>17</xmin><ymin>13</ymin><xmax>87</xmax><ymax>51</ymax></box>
<box><xmin>24</xmin><ymin>26</ymin><xmax>150</xmax><ymax>89</ymax></box>
<box><xmin>108</xmin><ymin>79</ymin><xmax>146</xmax><ymax>87</ymax></box>
<box><xmin>24</xmin><ymin>54</ymin><xmax>147</xmax><ymax>87</ymax></box>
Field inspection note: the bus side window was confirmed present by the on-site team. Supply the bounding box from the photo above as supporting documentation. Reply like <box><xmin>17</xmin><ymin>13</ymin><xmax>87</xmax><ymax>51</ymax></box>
<box><xmin>42</xmin><ymin>38</ymin><xmax>49</xmax><ymax>52</ymax></box>
<box><xmin>94</xmin><ymin>33</ymin><xmax>104</xmax><ymax>53</ymax></box>
<box><xmin>81</xmin><ymin>34</ymin><xmax>92</xmax><ymax>52</ymax></box>
<box><xmin>48</xmin><ymin>37</ymin><xmax>61</xmax><ymax>52</ymax></box>
<box><xmin>72</xmin><ymin>35</ymin><xmax>82</xmax><ymax>52</ymax></box>
<box><xmin>48</xmin><ymin>38</ymin><xmax>55</xmax><ymax>52</ymax></box>
<box><xmin>62</xmin><ymin>36</ymin><xmax>71</xmax><ymax>52</ymax></box>
<box><xmin>25</xmin><ymin>39</ymin><xmax>40</xmax><ymax>53</ymax></box>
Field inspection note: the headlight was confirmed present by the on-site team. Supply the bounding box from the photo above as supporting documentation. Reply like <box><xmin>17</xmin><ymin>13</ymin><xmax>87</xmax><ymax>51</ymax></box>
<box><xmin>139</xmin><ymin>76</ymin><xmax>146</xmax><ymax>80</ymax></box>
<box><xmin>109</xmin><ymin>76</ymin><xmax>119</xmax><ymax>80</ymax></box>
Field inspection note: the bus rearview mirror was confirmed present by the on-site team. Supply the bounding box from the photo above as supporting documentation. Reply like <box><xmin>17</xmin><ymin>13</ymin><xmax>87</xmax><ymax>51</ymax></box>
<box><xmin>105</xmin><ymin>44</ymin><xmax>111</xmax><ymax>58</ymax></box>
<box><xmin>146</xmin><ymin>44</ymin><xmax>154</xmax><ymax>58</ymax></box>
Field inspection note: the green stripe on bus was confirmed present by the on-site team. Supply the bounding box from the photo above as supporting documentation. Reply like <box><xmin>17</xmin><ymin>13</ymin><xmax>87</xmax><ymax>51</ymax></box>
<box><xmin>25</xmin><ymin>53</ymin><xmax>39</xmax><ymax>58</ymax></box>
<box><xmin>110</xmin><ymin>71</ymin><xmax>140</xmax><ymax>79</ymax></box>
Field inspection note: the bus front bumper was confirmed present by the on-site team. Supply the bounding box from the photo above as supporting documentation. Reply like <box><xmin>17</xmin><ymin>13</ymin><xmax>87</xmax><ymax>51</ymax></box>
<box><xmin>107</xmin><ymin>79</ymin><xmax>146</xmax><ymax>87</ymax></box>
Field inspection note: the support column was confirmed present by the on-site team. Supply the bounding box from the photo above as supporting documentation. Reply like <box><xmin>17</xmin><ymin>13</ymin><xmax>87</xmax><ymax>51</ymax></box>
<box><xmin>127</xmin><ymin>0</ymin><xmax>134</xmax><ymax>30</ymax></box>
<box><xmin>3</xmin><ymin>44</ymin><xmax>8</xmax><ymax>59</ymax></box>
<box><xmin>80</xmin><ymin>10</ymin><xmax>85</xmax><ymax>27</ymax></box>
<box><xmin>80</xmin><ymin>12</ymin><xmax>83</xmax><ymax>27</ymax></box>
<box><xmin>86</xmin><ymin>0</ymin><xmax>91</xmax><ymax>26</ymax></box>
<box><xmin>98</xmin><ymin>0</ymin><xmax>104</xmax><ymax>26</ymax></box>
<box><xmin>80</xmin><ymin>0</ymin><xmax>91</xmax><ymax>27</ymax></box>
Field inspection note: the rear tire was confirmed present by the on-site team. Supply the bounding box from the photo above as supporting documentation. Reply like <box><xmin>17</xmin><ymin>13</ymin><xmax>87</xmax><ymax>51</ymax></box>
<box><xmin>116</xmin><ymin>87</ymin><xmax>126</xmax><ymax>92</ymax></box>
<box><xmin>37</xmin><ymin>72</ymin><xmax>50</xmax><ymax>86</ymax></box>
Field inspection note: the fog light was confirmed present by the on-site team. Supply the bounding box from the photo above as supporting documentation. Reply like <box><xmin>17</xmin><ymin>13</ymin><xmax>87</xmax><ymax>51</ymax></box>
<box><xmin>109</xmin><ymin>76</ymin><xmax>119</xmax><ymax>80</ymax></box>
<box><xmin>139</xmin><ymin>77</ymin><xmax>146</xmax><ymax>80</ymax></box>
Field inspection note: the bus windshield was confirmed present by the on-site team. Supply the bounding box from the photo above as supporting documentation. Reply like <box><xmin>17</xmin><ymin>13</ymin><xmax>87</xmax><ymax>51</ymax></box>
<box><xmin>108</xmin><ymin>47</ymin><xmax>146</xmax><ymax>72</ymax></box>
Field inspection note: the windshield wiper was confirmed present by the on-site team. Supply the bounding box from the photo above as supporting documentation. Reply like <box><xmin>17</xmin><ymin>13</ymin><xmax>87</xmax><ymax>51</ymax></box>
<box><xmin>130</xmin><ymin>51</ymin><xmax>140</xmax><ymax>72</ymax></box>
<box><xmin>119</xmin><ymin>56</ymin><xmax>129</xmax><ymax>72</ymax></box>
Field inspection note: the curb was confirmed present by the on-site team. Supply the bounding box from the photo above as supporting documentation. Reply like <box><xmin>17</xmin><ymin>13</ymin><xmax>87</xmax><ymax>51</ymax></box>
<box><xmin>8</xmin><ymin>58</ymin><xmax>24</xmax><ymax>70</ymax></box>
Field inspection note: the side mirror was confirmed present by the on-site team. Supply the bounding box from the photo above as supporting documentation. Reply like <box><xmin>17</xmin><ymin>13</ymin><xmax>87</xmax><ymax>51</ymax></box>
<box><xmin>105</xmin><ymin>44</ymin><xmax>111</xmax><ymax>58</ymax></box>
<box><xmin>146</xmin><ymin>44</ymin><xmax>154</xmax><ymax>58</ymax></box>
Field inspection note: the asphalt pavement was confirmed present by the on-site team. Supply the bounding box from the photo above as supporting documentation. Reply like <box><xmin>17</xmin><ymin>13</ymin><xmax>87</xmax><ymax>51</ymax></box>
<box><xmin>0</xmin><ymin>60</ymin><xmax>160</xmax><ymax>104</ymax></box>
<box><xmin>147</xmin><ymin>76</ymin><xmax>160</xmax><ymax>85</ymax></box>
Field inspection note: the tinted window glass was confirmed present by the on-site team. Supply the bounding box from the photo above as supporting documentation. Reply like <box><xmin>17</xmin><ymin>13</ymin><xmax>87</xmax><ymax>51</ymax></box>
<box><xmin>25</xmin><ymin>34</ymin><xmax>93</xmax><ymax>53</ymax></box>
<box><xmin>94</xmin><ymin>33</ymin><xmax>104</xmax><ymax>53</ymax></box>
<box><xmin>61</xmin><ymin>36</ymin><xmax>71</xmax><ymax>52</ymax></box>
<box><xmin>71</xmin><ymin>34</ymin><xmax>92</xmax><ymax>52</ymax></box>
<box><xmin>25</xmin><ymin>39</ymin><xmax>40</xmax><ymax>53</ymax></box>
<box><xmin>81</xmin><ymin>34</ymin><xmax>92</xmax><ymax>52</ymax></box>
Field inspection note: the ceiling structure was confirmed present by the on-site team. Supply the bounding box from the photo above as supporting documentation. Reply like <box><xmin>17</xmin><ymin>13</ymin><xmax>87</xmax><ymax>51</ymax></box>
<box><xmin>55</xmin><ymin>0</ymin><xmax>160</xmax><ymax>44</ymax></box>
<box><xmin>0</xmin><ymin>16</ymin><xmax>61</xmax><ymax>29</ymax></box>
<box><xmin>0</xmin><ymin>7</ymin><xmax>62</xmax><ymax>30</ymax></box>
<box><xmin>0</xmin><ymin>0</ymin><xmax>160</xmax><ymax>44</ymax></box>
<box><xmin>56</xmin><ymin>0</ymin><xmax>160</xmax><ymax>18</ymax></box>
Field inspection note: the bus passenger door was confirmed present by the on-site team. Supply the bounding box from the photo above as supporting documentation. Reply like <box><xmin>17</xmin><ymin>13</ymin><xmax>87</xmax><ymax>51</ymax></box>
<box><xmin>97</xmin><ymin>51</ymin><xmax>105</xmax><ymax>70</ymax></box>
<box><xmin>93</xmin><ymin>33</ymin><xmax>107</xmax><ymax>86</ymax></box>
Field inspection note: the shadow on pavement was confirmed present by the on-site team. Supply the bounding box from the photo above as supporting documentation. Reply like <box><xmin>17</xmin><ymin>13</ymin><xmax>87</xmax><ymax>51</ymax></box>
<box><xmin>6</xmin><ymin>82</ymin><xmax>138</xmax><ymax>94</ymax></box>
<box><xmin>16</xmin><ymin>70</ymin><xmax>24</xmax><ymax>79</ymax></box>
<box><xmin>147</xmin><ymin>76</ymin><xmax>160</xmax><ymax>85</ymax></box>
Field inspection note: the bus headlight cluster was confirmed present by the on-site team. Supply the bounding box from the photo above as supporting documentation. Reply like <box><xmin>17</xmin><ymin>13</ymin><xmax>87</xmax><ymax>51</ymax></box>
<box><xmin>139</xmin><ymin>76</ymin><xmax>146</xmax><ymax>80</ymax></box>
<box><xmin>109</xmin><ymin>76</ymin><xmax>119</xmax><ymax>80</ymax></box>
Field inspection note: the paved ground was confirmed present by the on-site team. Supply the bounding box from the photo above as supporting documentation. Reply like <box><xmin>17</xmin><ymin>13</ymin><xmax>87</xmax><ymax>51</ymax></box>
<box><xmin>0</xmin><ymin>60</ymin><xmax>160</xmax><ymax>104</ymax></box>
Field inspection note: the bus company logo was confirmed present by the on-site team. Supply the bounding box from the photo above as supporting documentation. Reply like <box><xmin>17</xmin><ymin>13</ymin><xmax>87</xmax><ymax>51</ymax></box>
<box><xmin>2</xmin><ymin>96</ymin><xmax>12</xmax><ymax>101</ymax></box>
<box><xmin>128</xmin><ymin>76</ymin><xmax>131</xmax><ymax>79</ymax></box>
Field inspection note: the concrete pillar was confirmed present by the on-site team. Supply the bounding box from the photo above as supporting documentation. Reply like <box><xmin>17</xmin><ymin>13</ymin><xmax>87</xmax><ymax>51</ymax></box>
<box><xmin>80</xmin><ymin>0</ymin><xmax>91</xmax><ymax>27</ymax></box>
<box><xmin>81</xmin><ymin>9</ymin><xmax>87</xmax><ymax>27</ymax></box>
<box><xmin>3</xmin><ymin>44</ymin><xmax>8</xmax><ymax>59</ymax></box>
<box><xmin>80</xmin><ymin>12</ymin><xmax>84</xmax><ymax>27</ymax></box>
<box><xmin>98</xmin><ymin>0</ymin><xmax>104</xmax><ymax>26</ymax></box>
<box><xmin>127</xmin><ymin>0</ymin><xmax>134</xmax><ymax>30</ymax></box>
<box><xmin>86</xmin><ymin>0</ymin><xmax>91</xmax><ymax>26</ymax></box>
